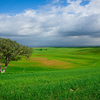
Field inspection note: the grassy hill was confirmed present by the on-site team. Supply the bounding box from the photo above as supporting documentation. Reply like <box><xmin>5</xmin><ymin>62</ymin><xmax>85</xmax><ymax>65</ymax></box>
<box><xmin>0</xmin><ymin>47</ymin><xmax>100</xmax><ymax>100</ymax></box>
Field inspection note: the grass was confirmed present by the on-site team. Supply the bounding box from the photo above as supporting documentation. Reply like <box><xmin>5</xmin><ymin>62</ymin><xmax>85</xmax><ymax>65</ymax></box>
<box><xmin>0</xmin><ymin>47</ymin><xmax>100</xmax><ymax>100</ymax></box>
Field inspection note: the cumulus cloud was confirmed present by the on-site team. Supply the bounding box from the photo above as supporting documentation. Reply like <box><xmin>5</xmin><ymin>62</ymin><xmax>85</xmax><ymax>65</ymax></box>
<box><xmin>0</xmin><ymin>0</ymin><xmax>100</xmax><ymax>46</ymax></box>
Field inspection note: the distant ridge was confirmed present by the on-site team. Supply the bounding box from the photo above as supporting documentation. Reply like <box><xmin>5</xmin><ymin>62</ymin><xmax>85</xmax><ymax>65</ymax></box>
<box><xmin>28</xmin><ymin>46</ymin><xmax>100</xmax><ymax>48</ymax></box>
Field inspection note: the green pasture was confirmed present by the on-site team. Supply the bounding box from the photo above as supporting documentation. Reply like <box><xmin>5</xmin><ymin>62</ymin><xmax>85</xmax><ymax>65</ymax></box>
<box><xmin>0</xmin><ymin>47</ymin><xmax>100</xmax><ymax>100</ymax></box>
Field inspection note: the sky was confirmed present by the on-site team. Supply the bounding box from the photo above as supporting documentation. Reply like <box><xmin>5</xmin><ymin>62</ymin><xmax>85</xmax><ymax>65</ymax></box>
<box><xmin>0</xmin><ymin>0</ymin><xmax>100</xmax><ymax>47</ymax></box>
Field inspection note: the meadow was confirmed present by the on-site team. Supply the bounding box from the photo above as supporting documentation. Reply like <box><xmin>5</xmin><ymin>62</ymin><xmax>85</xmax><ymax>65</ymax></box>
<box><xmin>0</xmin><ymin>47</ymin><xmax>100</xmax><ymax>100</ymax></box>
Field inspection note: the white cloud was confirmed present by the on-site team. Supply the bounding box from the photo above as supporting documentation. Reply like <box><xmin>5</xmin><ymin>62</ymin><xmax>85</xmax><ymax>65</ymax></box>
<box><xmin>52</xmin><ymin>0</ymin><xmax>60</xmax><ymax>4</ymax></box>
<box><xmin>0</xmin><ymin>0</ymin><xmax>100</xmax><ymax>46</ymax></box>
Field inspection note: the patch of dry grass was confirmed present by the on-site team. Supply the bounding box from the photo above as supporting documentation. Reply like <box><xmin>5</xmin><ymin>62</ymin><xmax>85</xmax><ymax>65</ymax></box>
<box><xmin>32</xmin><ymin>57</ymin><xmax>72</xmax><ymax>68</ymax></box>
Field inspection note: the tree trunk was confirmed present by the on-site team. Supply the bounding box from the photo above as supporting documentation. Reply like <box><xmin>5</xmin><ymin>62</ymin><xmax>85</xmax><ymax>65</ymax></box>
<box><xmin>1</xmin><ymin>56</ymin><xmax>8</xmax><ymax>73</ymax></box>
<box><xmin>0</xmin><ymin>54</ymin><xmax>2</xmax><ymax>73</ymax></box>
<box><xmin>0</xmin><ymin>62</ymin><xmax>2</xmax><ymax>73</ymax></box>
<box><xmin>2</xmin><ymin>66</ymin><xmax>7</xmax><ymax>73</ymax></box>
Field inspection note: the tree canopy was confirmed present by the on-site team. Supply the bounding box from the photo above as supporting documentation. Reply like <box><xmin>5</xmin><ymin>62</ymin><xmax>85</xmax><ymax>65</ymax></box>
<box><xmin>0</xmin><ymin>38</ymin><xmax>33</xmax><ymax>73</ymax></box>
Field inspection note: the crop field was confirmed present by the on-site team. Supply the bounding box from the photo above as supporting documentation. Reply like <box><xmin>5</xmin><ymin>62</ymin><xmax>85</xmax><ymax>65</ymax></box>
<box><xmin>0</xmin><ymin>47</ymin><xmax>100</xmax><ymax>100</ymax></box>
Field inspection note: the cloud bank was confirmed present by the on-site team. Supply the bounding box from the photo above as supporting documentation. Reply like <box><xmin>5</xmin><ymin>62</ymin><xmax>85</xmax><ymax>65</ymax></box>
<box><xmin>0</xmin><ymin>0</ymin><xmax>100</xmax><ymax>46</ymax></box>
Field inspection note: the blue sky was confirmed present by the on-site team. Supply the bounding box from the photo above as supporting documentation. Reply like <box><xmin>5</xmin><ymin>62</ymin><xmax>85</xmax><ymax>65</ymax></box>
<box><xmin>0</xmin><ymin>0</ymin><xmax>90</xmax><ymax>14</ymax></box>
<box><xmin>0</xmin><ymin>0</ymin><xmax>48</xmax><ymax>14</ymax></box>
<box><xmin>0</xmin><ymin>0</ymin><xmax>100</xmax><ymax>46</ymax></box>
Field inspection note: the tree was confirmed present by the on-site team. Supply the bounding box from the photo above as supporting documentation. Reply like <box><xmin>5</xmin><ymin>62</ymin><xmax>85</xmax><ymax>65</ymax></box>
<box><xmin>0</xmin><ymin>38</ymin><xmax>33</xmax><ymax>73</ymax></box>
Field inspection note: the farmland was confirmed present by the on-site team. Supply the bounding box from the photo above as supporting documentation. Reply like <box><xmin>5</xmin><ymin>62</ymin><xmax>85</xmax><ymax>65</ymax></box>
<box><xmin>0</xmin><ymin>47</ymin><xmax>100</xmax><ymax>100</ymax></box>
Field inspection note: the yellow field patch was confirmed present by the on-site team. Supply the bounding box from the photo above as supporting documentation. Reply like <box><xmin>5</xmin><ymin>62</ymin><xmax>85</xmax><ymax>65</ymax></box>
<box><xmin>7</xmin><ymin>57</ymin><xmax>72</xmax><ymax>69</ymax></box>
<box><xmin>32</xmin><ymin>57</ymin><xmax>72</xmax><ymax>68</ymax></box>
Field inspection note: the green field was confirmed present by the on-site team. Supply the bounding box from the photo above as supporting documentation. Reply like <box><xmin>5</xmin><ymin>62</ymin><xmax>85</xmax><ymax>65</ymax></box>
<box><xmin>0</xmin><ymin>47</ymin><xmax>100</xmax><ymax>100</ymax></box>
